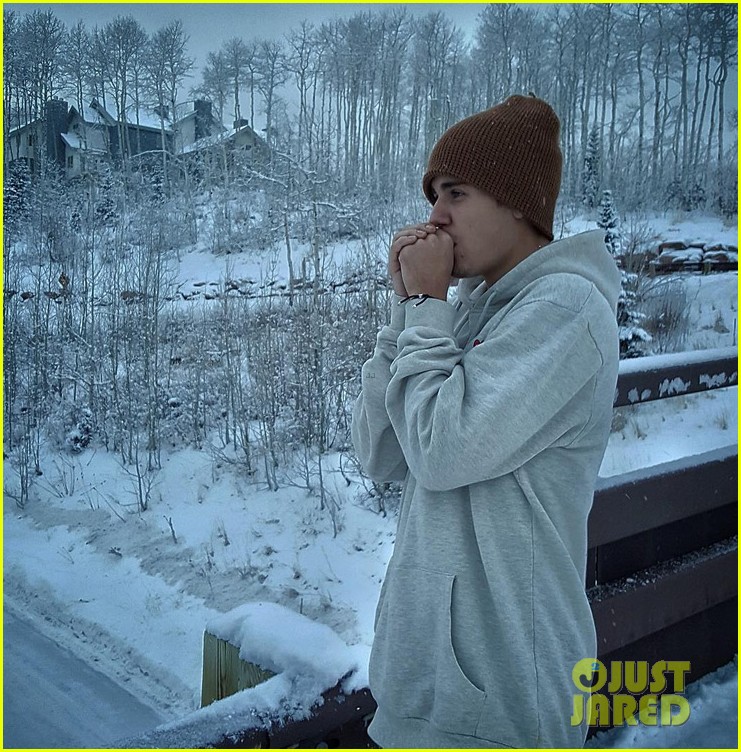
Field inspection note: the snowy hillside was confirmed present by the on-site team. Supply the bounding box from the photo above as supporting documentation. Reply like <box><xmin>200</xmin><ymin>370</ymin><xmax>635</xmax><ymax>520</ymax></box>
<box><xmin>3</xmin><ymin>214</ymin><xmax>737</xmax><ymax>748</ymax></box>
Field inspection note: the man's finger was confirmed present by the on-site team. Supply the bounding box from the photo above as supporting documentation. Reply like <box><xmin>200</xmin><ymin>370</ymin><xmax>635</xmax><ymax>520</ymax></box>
<box><xmin>392</xmin><ymin>223</ymin><xmax>438</xmax><ymax>243</ymax></box>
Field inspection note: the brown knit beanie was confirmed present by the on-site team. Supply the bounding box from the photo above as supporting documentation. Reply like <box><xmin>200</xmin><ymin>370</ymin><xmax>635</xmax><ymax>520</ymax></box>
<box><xmin>422</xmin><ymin>95</ymin><xmax>562</xmax><ymax>241</ymax></box>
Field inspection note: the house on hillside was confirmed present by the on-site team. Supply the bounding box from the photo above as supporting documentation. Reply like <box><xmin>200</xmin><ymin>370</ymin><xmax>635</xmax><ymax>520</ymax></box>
<box><xmin>5</xmin><ymin>115</ymin><xmax>45</xmax><ymax>176</ymax></box>
<box><xmin>4</xmin><ymin>98</ymin><xmax>258</xmax><ymax>179</ymax></box>
<box><xmin>6</xmin><ymin>98</ymin><xmax>169</xmax><ymax>177</ymax></box>
<box><xmin>179</xmin><ymin>116</ymin><xmax>270</xmax><ymax>176</ymax></box>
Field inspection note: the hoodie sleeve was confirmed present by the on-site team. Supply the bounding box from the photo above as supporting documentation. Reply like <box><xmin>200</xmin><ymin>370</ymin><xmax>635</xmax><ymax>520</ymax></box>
<box><xmin>351</xmin><ymin>296</ymin><xmax>409</xmax><ymax>483</ymax></box>
<box><xmin>386</xmin><ymin>288</ymin><xmax>607</xmax><ymax>492</ymax></box>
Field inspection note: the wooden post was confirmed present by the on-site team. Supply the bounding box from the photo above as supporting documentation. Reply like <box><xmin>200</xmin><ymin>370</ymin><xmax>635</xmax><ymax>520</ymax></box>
<box><xmin>200</xmin><ymin>630</ymin><xmax>275</xmax><ymax>707</ymax></box>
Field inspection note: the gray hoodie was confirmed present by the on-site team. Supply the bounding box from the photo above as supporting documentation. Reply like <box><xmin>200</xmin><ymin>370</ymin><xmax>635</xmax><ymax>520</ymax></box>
<box><xmin>352</xmin><ymin>230</ymin><xmax>621</xmax><ymax>748</ymax></box>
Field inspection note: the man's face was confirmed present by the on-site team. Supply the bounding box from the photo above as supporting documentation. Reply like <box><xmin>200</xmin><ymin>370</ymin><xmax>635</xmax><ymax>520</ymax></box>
<box><xmin>427</xmin><ymin>175</ymin><xmax>523</xmax><ymax>286</ymax></box>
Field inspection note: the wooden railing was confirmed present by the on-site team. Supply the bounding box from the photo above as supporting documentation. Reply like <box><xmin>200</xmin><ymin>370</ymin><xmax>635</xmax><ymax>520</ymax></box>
<box><xmin>121</xmin><ymin>347</ymin><xmax>737</xmax><ymax>749</ymax></box>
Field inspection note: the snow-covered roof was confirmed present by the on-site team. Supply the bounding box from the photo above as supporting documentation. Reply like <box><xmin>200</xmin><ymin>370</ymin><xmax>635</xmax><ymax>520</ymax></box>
<box><xmin>60</xmin><ymin>132</ymin><xmax>81</xmax><ymax>150</ymax></box>
<box><xmin>178</xmin><ymin>124</ymin><xmax>258</xmax><ymax>155</ymax></box>
<box><xmin>81</xmin><ymin>98</ymin><xmax>173</xmax><ymax>132</ymax></box>
<box><xmin>7</xmin><ymin>117</ymin><xmax>43</xmax><ymax>135</ymax></box>
<box><xmin>9</xmin><ymin>99</ymin><xmax>205</xmax><ymax>139</ymax></box>
<box><xmin>60</xmin><ymin>132</ymin><xmax>107</xmax><ymax>155</ymax></box>
<box><xmin>179</xmin><ymin>126</ymin><xmax>235</xmax><ymax>155</ymax></box>
<box><xmin>129</xmin><ymin>110</ymin><xmax>172</xmax><ymax>131</ymax></box>
<box><xmin>73</xmin><ymin>103</ymin><xmax>110</xmax><ymax>127</ymax></box>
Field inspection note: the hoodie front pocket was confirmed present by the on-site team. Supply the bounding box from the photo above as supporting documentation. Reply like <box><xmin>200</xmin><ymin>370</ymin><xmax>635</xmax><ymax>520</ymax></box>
<box><xmin>369</xmin><ymin>566</ymin><xmax>486</xmax><ymax>737</ymax></box>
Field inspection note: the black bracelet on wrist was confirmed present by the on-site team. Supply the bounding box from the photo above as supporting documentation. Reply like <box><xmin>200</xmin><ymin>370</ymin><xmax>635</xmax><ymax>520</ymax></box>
<box><xmin>398</xmin><ymin>293</ymin><xmax>435</xmax><ymax>307</ymax></box>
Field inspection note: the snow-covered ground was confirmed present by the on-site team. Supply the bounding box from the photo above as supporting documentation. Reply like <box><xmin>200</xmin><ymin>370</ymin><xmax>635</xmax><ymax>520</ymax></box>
<box><xmin>586</xmin><ymin>658</ymin><xmax>738</xmax><ymax>749</ymax></box>
<box><xmin>3</xmin><ymin>214</ymin><xmax>737</xmax><ymax>747</ymax></box>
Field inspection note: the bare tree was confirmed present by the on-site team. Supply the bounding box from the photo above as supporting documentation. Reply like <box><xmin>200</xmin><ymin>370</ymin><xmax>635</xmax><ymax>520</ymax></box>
<box><xmin>623</xmin><ymin>6</ymin><xmax>649</xmax><ymax>200</ymax></box>
<box><xmin>223</xmin><ymin>37</ymin><xmax>257</xmax><ymax>127</ymax></box>
<box><xmin>379</xmin><ymin>11</ymin><xmax>413</xmax><ymax>185</ymax></box>
<box><xmin>708</xmin><ymin>6</ymin><xmax>736</xmax><ymax>171</ymax></box>
<box><xmin>195</xmin><ymin>50</ymin><xmax>230</xmax><ymax>125</ymax></box>
<box><xmin>3</xmin><ymin>9</ymin><xmax>22</xmax><ymax>146</ymax></box>
<box><xmin>285</xmin><ymin>21</ymin><xmax>320</xmax><ymax>166</ymax></box>
<box><xmin>406</xmin><ymin>13</ymin><xmax>467</xmax><ymax>181</ymax></box>
<box><xmin>65</xmin><ymin>21</ymin><xmax>90</xmax><ymax>114</ymax></box>
<box><xmin>3</xmin><ymin>9</ymin><xmax>65</xmax><ymax>131</ymax></box>
<box><xmin>92</xmin><ymin>16</ymin><xmax>147</xmax><ymax>162</ymax></box>
<box><xmin>145</xmin><ymin>20</ymin><xmax>194</xmax><ymax>190</ymax></box>
<box><xmin>256</xmin><ymin>39</ymin><xmax>288</xmax><ymax>151</ymax></box>
<box><xmin>24</xmin><ymin>10</ymin><xmax>66</xmax><ymax>119</ymax></box>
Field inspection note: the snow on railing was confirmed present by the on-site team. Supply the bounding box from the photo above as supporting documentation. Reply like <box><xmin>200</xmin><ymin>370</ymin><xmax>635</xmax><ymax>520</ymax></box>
<box><xmin>615</xmin><ymin>346</ymin><xmax>737</xmax><ymax>407</ymax></box>
<box><xmin>120</xmin><ymin>602</ymin><xmax>370</xmax><ymax>749</ymax></box>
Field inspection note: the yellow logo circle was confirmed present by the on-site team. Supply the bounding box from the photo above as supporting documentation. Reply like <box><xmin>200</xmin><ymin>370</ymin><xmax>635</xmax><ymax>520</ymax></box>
<box><xmin>572</xmin><ymin>658</ymin><xmax>607</xmax><ymax>693</ymax></box>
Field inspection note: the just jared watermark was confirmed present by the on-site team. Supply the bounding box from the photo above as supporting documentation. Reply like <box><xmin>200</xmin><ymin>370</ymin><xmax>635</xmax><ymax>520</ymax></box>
<box><xmin>571</xmin><ymin>659</ymin><xmax>691</xmax><ymax>727</ymax></box>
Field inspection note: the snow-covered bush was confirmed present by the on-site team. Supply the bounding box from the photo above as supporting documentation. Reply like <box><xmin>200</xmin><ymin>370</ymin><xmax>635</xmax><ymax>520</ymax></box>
<box><xmin>69</xmin><ymin>413</ymin><xmax>93</xmax><ymax>453</ymax></box>
<box><xmin>636</xmin><ymin>277</ymin><xmax>690</xmax><ymax>355</ymax></box>
<box><xmin>620</xmin><ymin>218</ymin><xmax>658</xmax><ymax>274</ymax></box>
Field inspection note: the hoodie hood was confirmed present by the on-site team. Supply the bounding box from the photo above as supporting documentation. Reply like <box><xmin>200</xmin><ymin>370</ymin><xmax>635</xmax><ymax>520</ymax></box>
<box><xmin>456</xmin><ymin>229</ymin><xmax>621</xmax><ymax>317</ymax></box>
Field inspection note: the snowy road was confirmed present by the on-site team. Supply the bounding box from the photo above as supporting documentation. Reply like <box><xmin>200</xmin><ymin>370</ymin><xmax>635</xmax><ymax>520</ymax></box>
<box><xmin>3</xmin><ymin>609</ymin><xmax>167</xmax><ymax>748</ymax></box>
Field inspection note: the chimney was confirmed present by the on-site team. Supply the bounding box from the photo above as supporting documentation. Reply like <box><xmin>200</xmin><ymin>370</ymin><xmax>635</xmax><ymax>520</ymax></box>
<box><xmin>154</xmin><ymin>103</ymin><xmax>170</xmax><ymax>121</ymax></box>
<box><xmin>194</xmin><ymin>100</ymin><xmax>213</xmax><ymax>140</ymax></box>
<box><xmin>46</xmin><ymin>99</ymin><xmax>68</xmax><ymax>168</ymax></box>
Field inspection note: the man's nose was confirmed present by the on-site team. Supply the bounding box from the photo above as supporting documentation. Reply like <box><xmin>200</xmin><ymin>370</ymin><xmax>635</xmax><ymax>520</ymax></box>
<box><xmin>428</xmin><ymin>201</ymin><xmax>449</xmax><ymax>227</ymax></box>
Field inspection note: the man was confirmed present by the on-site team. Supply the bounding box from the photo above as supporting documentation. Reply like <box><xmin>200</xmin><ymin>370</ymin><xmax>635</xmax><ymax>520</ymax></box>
<box><xmin>351</xmin><ymin>95</ymin><xmax>621</xmax><ymax>748</ymax></box>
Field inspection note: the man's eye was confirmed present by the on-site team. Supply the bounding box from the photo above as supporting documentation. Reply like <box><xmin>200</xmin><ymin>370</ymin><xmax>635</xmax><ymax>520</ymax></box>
<box><xmin>451</xmin><ymin>190</ymin><xmax>463</xmax><ymax>199</ymax></box>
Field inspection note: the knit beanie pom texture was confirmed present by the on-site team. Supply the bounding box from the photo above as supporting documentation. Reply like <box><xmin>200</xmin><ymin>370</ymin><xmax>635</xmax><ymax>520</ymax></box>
<box><xmin>422</xmin><ymin>95</ymin><xmax>562</xmax><ymax>241</ymax></box>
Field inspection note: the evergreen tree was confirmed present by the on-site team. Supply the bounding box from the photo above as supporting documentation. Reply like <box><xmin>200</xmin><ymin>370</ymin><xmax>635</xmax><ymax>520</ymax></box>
<box><xmin>615</xmin><ymin>271</ymin><xmax>651</xmax><ymax>359</ymax></box>
<box><xmin>597</xmin><ymin>189</ymin><xmax>621</xmax><ymax>256</ymax></box>
<box><xmin>3</xmin><ymin>161</ymin><xmax>31</xmax><ymax>234</ymax></box>
<box><xmin>596</xmin><ymin>190</ymin><xmax>650</xmax><ymax>358</ymax></box>
<box><xmin>582</xmin><ymin>125</ymin><xmax>601</xmax><ymax>209</ymax></box>
<box><xmin>95</xmin><ymin>166</ymin><xmax>119</xmax><ymax>224</ymax></box>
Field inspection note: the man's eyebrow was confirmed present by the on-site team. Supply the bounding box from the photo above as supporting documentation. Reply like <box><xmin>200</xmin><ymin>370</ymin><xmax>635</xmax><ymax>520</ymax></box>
<box><xmin>432</xmin><ymin>181</ymin><xmax>464</xmax><ymax>195</ymax></box>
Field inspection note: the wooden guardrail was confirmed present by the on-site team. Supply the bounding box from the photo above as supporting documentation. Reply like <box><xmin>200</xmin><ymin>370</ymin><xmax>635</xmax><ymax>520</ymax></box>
<box><xmin>588</xmin><ymin>445</ymin><xmax>737</xmax><ymax>674</ymax></box>
<box><xmin>120</xmin><ymin>347</ymin><xmax>737</xmax><ymax>749</ymax></box>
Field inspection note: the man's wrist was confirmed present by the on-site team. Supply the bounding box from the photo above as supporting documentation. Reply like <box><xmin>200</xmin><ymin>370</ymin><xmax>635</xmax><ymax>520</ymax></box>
<box><xmin>402</xmin><ymin>288</ymin><xmax>448</xmax><ymax>301</ymax></box>
<box><xmin>398</xmin><ymin>293</ymin><xmax>437</xmax><ymax>307</ymax></box>
<box><xmin>402</xmin><ymin>293</ymin><xmax>456</xmax><ymax>332</ymax></box>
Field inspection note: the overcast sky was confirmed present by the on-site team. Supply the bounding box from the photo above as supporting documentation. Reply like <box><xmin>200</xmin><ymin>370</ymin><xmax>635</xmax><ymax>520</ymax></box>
<box><xmin>11</xmin><ymin>3</ymin><xmax>490</xmax><ymax>76</ymax></box>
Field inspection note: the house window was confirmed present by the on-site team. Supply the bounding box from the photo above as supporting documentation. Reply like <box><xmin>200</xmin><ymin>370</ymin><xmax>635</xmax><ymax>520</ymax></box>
<box><xmin>27</xmin><ymin>134</ymin><xmax>34</xmax><ymax>146</ymax></box>
<box><xmin>67</xmin><ymin>155</ymin><xmax>74</xmax><ymax>168</ymax></box>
